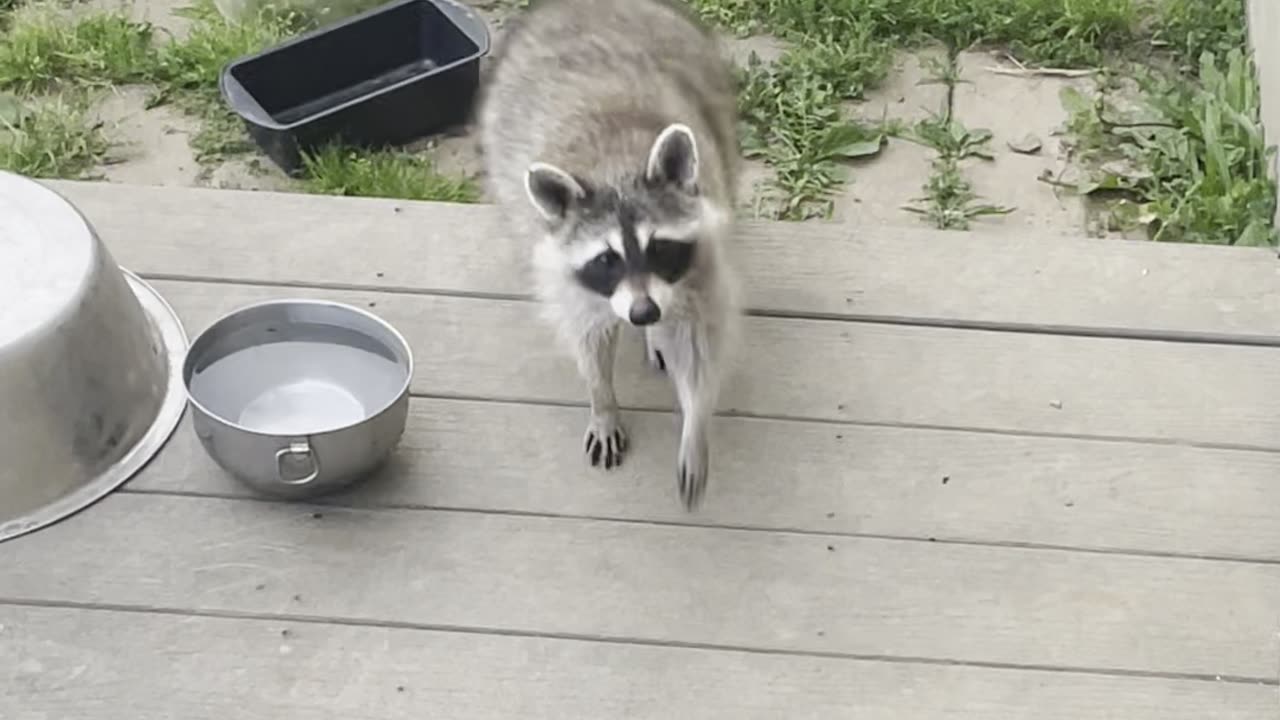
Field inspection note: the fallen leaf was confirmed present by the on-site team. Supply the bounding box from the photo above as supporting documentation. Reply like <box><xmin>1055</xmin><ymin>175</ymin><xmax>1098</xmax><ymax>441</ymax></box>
<box><xmin>1099</xmin><ymin>159</ymin><xmax>1153</xmax><ymax>181</ymax></box>
<box><xmin>968</xmin><ymin>128</ymin><xmax>994</xmax><ymax>144</ymax></box>
<box><xmin>838</xmin><ymin>137</ymin><xmax>885</xmax><ymax>159</ymax></box>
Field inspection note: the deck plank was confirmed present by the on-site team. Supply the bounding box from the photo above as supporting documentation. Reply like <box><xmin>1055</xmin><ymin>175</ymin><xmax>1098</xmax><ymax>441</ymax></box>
<box><xmin>1</xmin><ymin>604</ymin><xmax>1271</xmax><ymax>720</ymax></box>
<box><xmin>45</xmin><ymin>180</ymin><xmax>1280</xmax><ymax>341</ymax></box>
<box><xmin>130</xmin><ymin>397</ymin><xmax>1280</xmax><ymax>562</ymax></box>
<box><xmin>3</xmin><ymin>493</ymin><xmax>1278</xmax><ymax>679</ymax></box>
<box><xmin>154</xmin><ymin>279</ymin><xmax>1280</xmax><ymax>448</ymax></box>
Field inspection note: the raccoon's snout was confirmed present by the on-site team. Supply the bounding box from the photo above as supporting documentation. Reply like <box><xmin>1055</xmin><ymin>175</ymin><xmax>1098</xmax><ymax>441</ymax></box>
<box><xmin>629</xmin><ymin>297</ymin><xmax>661</xmax><ymax>326</ymax></box>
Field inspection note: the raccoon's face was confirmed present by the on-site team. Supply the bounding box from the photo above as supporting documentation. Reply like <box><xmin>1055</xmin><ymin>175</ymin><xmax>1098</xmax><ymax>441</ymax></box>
<box><xmin>568</xmin><ymin>212</ymin><xmax>697</xmax><ymax>326</ymax></box>
<box><xmin>525</xmin><ymin>123</ymin><xmax>720</xmax><ymax>327</ymax></box>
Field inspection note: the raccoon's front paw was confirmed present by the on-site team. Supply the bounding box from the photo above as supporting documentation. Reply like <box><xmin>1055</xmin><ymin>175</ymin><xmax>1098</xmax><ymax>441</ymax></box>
<box><xmin>644</xmin><ymin>342</ymin><xmax>666</xmax><ymax>374</ymax></box>
<box><xmin>584</xmin><ymin>413</ymin><xmax>628</xmax><ymax>470</ymax></box>
<box><xmin>677</xmin><ymin>435</ymin><xmax>709</xmax><ymax>510</ymax></box>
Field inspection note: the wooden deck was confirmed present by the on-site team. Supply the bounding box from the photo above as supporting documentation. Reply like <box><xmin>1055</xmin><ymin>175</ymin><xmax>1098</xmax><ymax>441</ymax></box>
<box><xmin>4</xmin><ymin>179</ymin><xmax>1280</xmax><ymax>718</ymax></box>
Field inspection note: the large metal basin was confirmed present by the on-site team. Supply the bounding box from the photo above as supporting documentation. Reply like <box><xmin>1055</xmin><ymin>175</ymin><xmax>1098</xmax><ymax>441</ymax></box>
<box><xmin>0</xmin><ymin>172</ymin><xmax>188</xmax><ymax>543</ymax></box>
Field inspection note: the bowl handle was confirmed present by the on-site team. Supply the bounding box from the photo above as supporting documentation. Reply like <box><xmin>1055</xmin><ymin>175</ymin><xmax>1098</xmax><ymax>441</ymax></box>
<box><xmin>276</xmin><ymin>440</ymin><xmax>321</xmax><ymax>485</ymax></box>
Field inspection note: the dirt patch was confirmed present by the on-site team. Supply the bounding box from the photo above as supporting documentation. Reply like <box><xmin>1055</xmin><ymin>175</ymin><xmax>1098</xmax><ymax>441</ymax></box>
<box><xmin>948</xmin><ymin>50</ymin><xmax>1096</xmax><ymax>237</ymax></box>
<box><xmin>93</xmin><ymin>85</ymin><xmax>200</xmax><ymax>186</ymax></box>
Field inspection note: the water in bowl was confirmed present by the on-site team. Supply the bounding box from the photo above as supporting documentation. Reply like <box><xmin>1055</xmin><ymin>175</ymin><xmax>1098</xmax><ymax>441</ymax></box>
<box><xmin>188</xmin><ymin>332</ymin><xmax>407</xmax><ymax>436</ymax></box>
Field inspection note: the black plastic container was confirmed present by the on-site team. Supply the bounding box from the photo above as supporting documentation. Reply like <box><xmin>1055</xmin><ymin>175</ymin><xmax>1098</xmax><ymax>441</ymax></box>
<box><xmin>219</xmin><ymin>0</ymin><xmax>490</xmax><ymax>175</ymax></box>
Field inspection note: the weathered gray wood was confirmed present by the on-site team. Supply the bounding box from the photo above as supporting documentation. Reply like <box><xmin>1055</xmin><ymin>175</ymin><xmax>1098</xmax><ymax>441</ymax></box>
<box><xmin>45</xmin><ymin>180</ymin><xmax>1280</xmax><ymax>341</ymax></box>
<box><xmin>2</xmin><ymin>605</ymin><xmax>1272</xmax><ymax>720</ymax></box>
<box><xmin>4</xmin><ymin>494</ymin><xmax>1279</xmax><ymax>679</ymax></box>
<box><xmin>154</xmin><ymin>279</ymin><xmax>1280</xmax><ymax>448</ymax></box>
<box><xmin>131</xmin><ymin>397</ymin><xmax>1280</xmax><ymax>562</ymax></box>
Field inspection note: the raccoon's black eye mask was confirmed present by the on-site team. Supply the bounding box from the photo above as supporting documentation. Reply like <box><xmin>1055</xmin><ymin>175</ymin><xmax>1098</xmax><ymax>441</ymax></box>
<box><xmin>577</xmin><ymin>250</ymin><xmax>625</xmax><ymax>296</ymax></box>
<box><xmin>575</xmin><ymin>237</ymin><xmax>696</xmax><ymax>297</ymax></box>
<box><xmin>646</xmin><ymin>237</ymin><xmax>695</xmax><ymax>283</ymax></box>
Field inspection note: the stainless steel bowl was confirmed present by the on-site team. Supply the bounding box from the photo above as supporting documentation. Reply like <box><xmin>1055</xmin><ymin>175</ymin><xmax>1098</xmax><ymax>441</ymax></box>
<box><xmin>183</xmin><ymin>299</ymin><xmax>414</xmax><ymax>499</ymax></box>
<box><xmin>0</xmin><ymin>171</ymin><xmax>188</xmax><ymax>543</ymax></box>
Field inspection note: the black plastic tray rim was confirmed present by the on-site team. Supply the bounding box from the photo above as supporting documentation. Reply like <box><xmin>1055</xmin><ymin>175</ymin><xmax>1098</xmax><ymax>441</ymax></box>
<box><xmin>217</xmin><ymin>0</ymin><xmax>491</xmax><ymax>132</ymax></box>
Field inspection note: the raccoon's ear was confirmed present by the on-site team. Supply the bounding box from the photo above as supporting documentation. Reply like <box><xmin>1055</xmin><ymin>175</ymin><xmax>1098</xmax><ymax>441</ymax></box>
<box><xmin>525</xmin><ymin>162</ymin><xmax>587</xmax><ymax>222</ymax></box>
<box><xmin>646</xmin><ymin>123</ymin><xmax>699</xmax><ymax>191</ymax></box>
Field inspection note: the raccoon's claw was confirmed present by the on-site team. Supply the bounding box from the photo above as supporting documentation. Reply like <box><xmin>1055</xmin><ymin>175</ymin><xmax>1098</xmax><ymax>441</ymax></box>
<box><xmin>646</xmin><ymin>346</ymin><xmax>667</xmax><ymax>374</ymax></box>
<box><xmin>677</xmin><ymin>439</ymin><xmax>709</xmax><ymax>510</ymax></box>
<box><xmin>584</xmin><ymin>416</ymin><xmax>628</xmax><ymax>470</ymax></box>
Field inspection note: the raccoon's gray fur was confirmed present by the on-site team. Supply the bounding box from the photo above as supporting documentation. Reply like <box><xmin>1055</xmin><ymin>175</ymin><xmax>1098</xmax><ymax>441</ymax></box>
<box><xmin>478</xmin><ymin>0</ymin><xmax>743</xmax><ymax>509</ymax></box>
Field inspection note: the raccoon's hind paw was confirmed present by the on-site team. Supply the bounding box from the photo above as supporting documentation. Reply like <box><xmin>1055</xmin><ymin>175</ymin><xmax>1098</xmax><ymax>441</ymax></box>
<box><xmin>584</xmin><ymin>414</ymin><xmax>628</xmax><ymax>470</ymax></box>
<box><xmin>677</xmin><ymin>436</ymin><xmax>709</xmax><ymax>510</ymax></box>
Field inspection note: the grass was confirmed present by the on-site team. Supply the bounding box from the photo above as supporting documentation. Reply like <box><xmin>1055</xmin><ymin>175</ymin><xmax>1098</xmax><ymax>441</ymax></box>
<box><xmin>1154</xmin><ymin>0</ymin><xmax>1249</xmax><ymax>73</ymax></box>
<box><xmin>0</xmin><ymin>91</ymin><xmax>109</xmax><ymax>177</ymax></box>
<box><xmin>0</xmin><ymin>3</ymin><xmax>127</xmax><ymax>179</ymax></box>
<box><xmin>0</xmin><ymin>0</ymin><xmax>1269</xmax><ymax>231</ymax></box>
<box><xmin>0</xmin><ymin>0</ymin><xmax>479</xmax><ymax>197</ymax></box>
<box><xmin>736</xmin><ymin>49</ymin><xmax>892</xmax><ymax>219</ymax></box>
<box><xmin>692</xmin><ymin>0</ymin><xmax>1270</xmax><ymax>243</ymax></box>
<box><xmin>149</xmin><ymin>0</ymin><xmax>454</xmax><ymax>188</ymax></box>
<box><xmin>0</xmin><ymin>4</ymin><xmax>156</xmax><ymax>92</ymax></box>
<box><xmin>692</xmin><ymin>0</ymin><xmax>1145</xmax><ymax>68</ymax></box>
<box><xmin>300</xmin><ymin>145</ymin><xmax>481</xmax><ymax>202</ymax></box>
<box><xmin>148</xmin><ymin>0</ymin><xmax>308</xmax><ymax>161</ymax></box>
<box><xmin>904</xmin><ymin>129</ymin><xmax>1015</xmax><ymax>230</ymax></box>
<box><xmin>1061</xmin><ymin>49</ymin><xmax>1276</xmax><ymax>246</ymax></box>
<box><xmin>692</xmin><ymin>0</ymin><xmax>1151</xmax><ymax>220</ymax></box>
<box><xmin>901</xmin><ymin>57</ymin><xmax>1014</xmax><ymax>230</ymax></box>
<box><xmin>149</xmin><ymin>0</ymin><xmax>481</xmax><ymax>197</ymax></box>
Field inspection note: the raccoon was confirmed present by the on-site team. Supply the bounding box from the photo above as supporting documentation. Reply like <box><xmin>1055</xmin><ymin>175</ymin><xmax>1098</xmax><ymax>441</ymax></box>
<box><xmin>478</xmin><ymin>0</ymin><xmax>743</xmax><ymax>509</ymax></box>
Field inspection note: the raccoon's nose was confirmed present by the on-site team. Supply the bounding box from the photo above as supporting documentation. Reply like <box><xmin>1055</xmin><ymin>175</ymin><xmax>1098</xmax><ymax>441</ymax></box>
<box><xmin>629</xmin><ymin>297</ymin><xmax>661</xmax><ymax>326</ymax></box>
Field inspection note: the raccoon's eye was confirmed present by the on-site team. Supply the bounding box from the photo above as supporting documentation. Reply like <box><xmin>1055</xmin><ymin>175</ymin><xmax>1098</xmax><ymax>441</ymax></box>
<box><xmin>587</xmin><ymin>250</ymin><xmax>622</xmax><ymax>272</ymax></box>
<box><xmin>646</xmin><ymin>238</ymin><xmax>695</xmax><ymax>283</ymax></box>
<box><xmin>575</xmin><ymin>249</ymin><xmax>625</xmax><ymax>297</ymax></box>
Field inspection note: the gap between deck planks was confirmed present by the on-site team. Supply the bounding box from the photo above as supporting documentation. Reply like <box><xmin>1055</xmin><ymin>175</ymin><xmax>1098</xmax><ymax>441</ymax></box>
<box><xmin>0</xmin><ymin>604</ymin><xmax>1272</xmax><ymax>720</ymax></box>
<box><xmin>153</xmin><ymin>279</ymin><xmax>1280</xmax><ymax>450</ymax></box>
<box><xmin>44</xmin><ymin>180</ymin><xmax>1280</xmax><ymax>344</ymax></box>
<box><xmin>3</xmin><ymin>493</ymin><xmax>1279</xmax><ymax>681</ymax></box>
<box><xmin>130</xmin><ymin>397</ymin><xmax>1280</xmax><ymax>563</ymax></box>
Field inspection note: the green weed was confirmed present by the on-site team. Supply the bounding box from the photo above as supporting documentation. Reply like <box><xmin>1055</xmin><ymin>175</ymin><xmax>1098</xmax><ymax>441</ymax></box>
<box><xmin>226</xmin><ymin>0</ymin><xmax>388</xmax><ymax>26</ymax></box>
<box><xmin>900</xmin><ymin>53</ymin><xmax>1013</xmax><ymax>230</ymax></box>
<box><xmin>0</xmin><ymin>0</ymin><xmax>21</xmax><ymax>25</ymax></box>
<box><xmin>0</xmin><ymin>0</ymin><xmax>484</xmax><ymax>196</ymax></box>
<box><xmin>1153</xmin><ymin>0</ymin><xmax>1248</xmax><ymax>71</ymax></box>
<box><xmin>300</xmin><ymin>145</ymin><xmax>481</xmax><ymax>203</ymax></box>
<box><xmin>690</xmin><ymin>0</ymin><xmax>1142</xmax><ymax>67</ymax></box>
<box><xmin>0</xmin><ymin>91</ymin><xmax>109</xmax><ymax>178</ymax></box>
<box><xmin>905</xmin><ymin>156</ymin><xmax>1013</xmax><ymax>230</ymax></box>
<box><xmin>1062</xmin><ymin>49</ymin><xmax>1276</xmax><ymax>246</ymax></box>
<box><xmin>904</xmin><ymin>113</ymin><xmax>1014</xmax><ymax>230</ymax></box>
<box><xmin>692</xmin><ymin>0</ymin><xmax>1256</xmax><ymax>239</ymax></box>
<box><xmin>742</xmin><ymin>49</ymin><xmax>890</xmax><ymax>219</ymax></box>
<box><xmin>0</xmin><ymin>4</ymin><xmax>156</xmax><ymax>93</ymax></box>
<box><xmin>909</xmin><ymin>113</ymin><xmax>996</xmax><ymax>161</ymax></box>
<box><xmin>149</xmin><ymin>0</ymin><xmax>307</xmax><ymax>162</ymax></box>
<box><xmin>691</xmin><ymin>0</ymin><xmax>1149</xmax><ymax>221</ymax></box>
<box><xmin>148</xmin><ymin>0</ymin><xmax>407</xmax><ymax>163</ymax></box>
